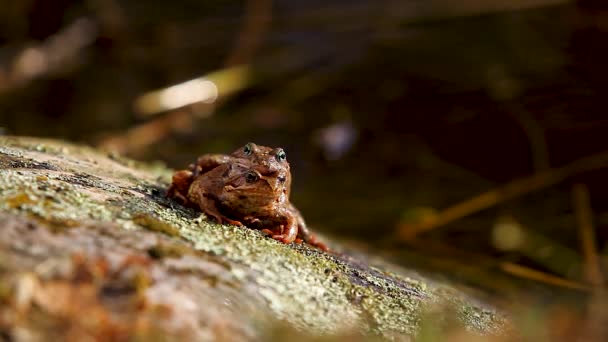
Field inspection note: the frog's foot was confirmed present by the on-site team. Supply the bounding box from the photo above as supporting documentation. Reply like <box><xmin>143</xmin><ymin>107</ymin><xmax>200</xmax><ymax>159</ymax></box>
<box><xmin>205</xmin><ymin>212</ymin><xmax>243</xmax><ymax>226</ymax></box>
<box><xmin>222</xmin><ymin>217</ymin><xmax>244</xmax><ymax>226</ymax></box>
<box><xmin>195</xmin><ymin>195</ymin><xmax>243</xmax><ymax>226</ymax></box>
<box><xmin>191</xmin><ymin>165</ymin><xmax>203</xmax><ymax>178</ymax></box>
<box><xmin>244</xmin><ymin>216</ymin><xmax>262</xmax><ymax>226</ymax></box>
<box><xmin>193</xmin><ymin>154</ymin><xmax>232</xmax><ymax>176</ymax></box>
<box><xmin>261</xmin><ymin>228</ymin><xmax>275</xmax><ymax>236</ymax></box>
<box><xmin>296</xmin><ymin>222</ymin><xmax>330</xmax><ymax>251</ymax></box>
<box><xmin>206</xmin><ymin>211</ymin><xmax>242</xmax><ymax>226</ymax></box>
<box><xmin>303</xmin><ymin>234</ymin><xmax>329</xmax><ymax>252</ymax></box>
<box><xmin>270</xmin><ymin>234</ymin><xmax>292</xmax><ymax>244</ymax></box>
<box><xmin>269</xmin><ymin>222</ymin><xmax>297</xmax><ymax>244</ymax></box>
<box><xmin>260</xmin><ymin>228</ymin><xmax>293</xmax><ymax>244</ymax></box>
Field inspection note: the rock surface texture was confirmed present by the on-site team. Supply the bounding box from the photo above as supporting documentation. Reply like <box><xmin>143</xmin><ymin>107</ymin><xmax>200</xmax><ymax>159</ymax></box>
<box><xmin>0</xmin><ymin>136</ymin><xmax>508</xmax><ymax>340</ymax></box>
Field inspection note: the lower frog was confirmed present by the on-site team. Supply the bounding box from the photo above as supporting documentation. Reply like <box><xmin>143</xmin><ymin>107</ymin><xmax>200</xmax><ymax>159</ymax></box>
<box><xmin>168</xmin><ymin>144</ymin><xmax>327</xmax><ymax>251</ymax></box>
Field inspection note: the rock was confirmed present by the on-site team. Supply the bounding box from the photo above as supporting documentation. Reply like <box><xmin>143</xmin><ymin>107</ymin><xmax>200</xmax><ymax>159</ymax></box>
<box><xmin>0</xmin><ymin>136</ymin><xmax>509</xmax><ymax>340</ymax></box>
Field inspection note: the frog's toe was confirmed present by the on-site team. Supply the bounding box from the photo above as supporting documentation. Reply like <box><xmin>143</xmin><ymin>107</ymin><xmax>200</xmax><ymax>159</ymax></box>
<box><xmin>299</xmin><ymin>233</ymin><xmax>328</xmax><ymax>251</ymax></box>
<box><xmin>244</xmin><ymin>216</ymin><xmax>262</xmax><ymax>225</ymax></box>
<box><xmin>271</xmin><ymin>234</ymin><xmax>295</xmax><ymax>244</ymax></box>
<box><xmin>224</xmin><ymin>218</ymin><xmax>243</xmax><ymax>226</ymax></box>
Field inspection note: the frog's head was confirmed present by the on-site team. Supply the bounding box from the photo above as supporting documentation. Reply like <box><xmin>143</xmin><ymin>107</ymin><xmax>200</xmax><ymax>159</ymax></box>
<box><xmin>232</xmin><ymin>142</ymin><xmax>291</xmax><ymax>176</ymax></box>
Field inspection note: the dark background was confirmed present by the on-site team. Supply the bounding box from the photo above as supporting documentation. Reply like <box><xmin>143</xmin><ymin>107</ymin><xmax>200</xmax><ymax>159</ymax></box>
<box><xmin>2</xmin><ymin>0</ymin><xmax>608</xmax><ymax>314</ymax></box>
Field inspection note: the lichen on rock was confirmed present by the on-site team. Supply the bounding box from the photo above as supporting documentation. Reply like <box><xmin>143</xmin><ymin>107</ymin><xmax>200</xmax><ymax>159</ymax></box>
<box><xmin>0</xmin><ymin>136</ymin><xmax>509</xmax><ymax>340</ymax></box>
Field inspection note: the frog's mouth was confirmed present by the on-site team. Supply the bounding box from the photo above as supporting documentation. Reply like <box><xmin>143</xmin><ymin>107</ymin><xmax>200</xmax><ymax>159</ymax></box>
<box><xmin>229</xmin><ymin>181</ymin><xmax>274</xmax><ymax>196</ymax></box>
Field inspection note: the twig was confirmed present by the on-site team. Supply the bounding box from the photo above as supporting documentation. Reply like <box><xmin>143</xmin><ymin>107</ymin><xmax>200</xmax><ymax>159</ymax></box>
<box><xmin>499</xmin><ymin>262</ymin><xmax>589</xmax><ymax>292</ymax></box>
<box><xmin>396</xmin><ymin>236</ymin><xmax>589</xmax><ymax>293</ymax></box>
<box><xmin>572</xmin><ymin>183</ymin><xmax>604</xmax><ymax>287</ymax></box>
<box><xmin>97</xmin><ymin>0</ymin><xmax>271</xmax><ymax>155</ymax></box>
<box><xmin>224</xmin><ymin>0</ymin><xmax>273</xmax><ymax>67</ymax></box>
<box><xmin>509</xmin><ymin>104</ymin><xmax>550</xmax><ymax>171</ymax></box>
<box><xmin>97</xmin><ymin>109</ymin><xmax>198</xmax><ymax>155</ymax></box>
<box><xmin>99</xmin><ymin>65</ymin><xmax>249</xmax><ymax>154</ymax></box>
<box><xmin>0</xmin><ymin>18</ymin><xmax>98</xmax><ymax>93</ymax></box>
<box><xmin>501</xmin><ymin>217</ymin><xmax>584</xmax><ymax>280</ymax></box>
<box><xmin>398</xmin><ymin>150</ymin><xmax>608</xmax><ymax>239</ymax></box>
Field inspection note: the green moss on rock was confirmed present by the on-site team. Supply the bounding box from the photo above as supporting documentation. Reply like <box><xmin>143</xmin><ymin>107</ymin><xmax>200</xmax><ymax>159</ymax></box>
<box><xmin>0</xmin><ymin>136</ymin><xmax>510</xmax><ymax>340</ymax></box>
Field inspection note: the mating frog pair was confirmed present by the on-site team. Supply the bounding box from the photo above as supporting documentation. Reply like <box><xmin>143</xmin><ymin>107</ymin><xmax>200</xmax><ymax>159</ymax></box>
<box><xmin>167</xmin><ymin>143</ymin><xmax>327</xmax><ymax>251</ymax></box>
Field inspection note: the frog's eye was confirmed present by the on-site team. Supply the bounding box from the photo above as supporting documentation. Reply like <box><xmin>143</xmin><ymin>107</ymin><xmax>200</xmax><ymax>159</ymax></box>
<box><xmin>275</xmin><ymin>149</ymin><xmax>286</xmax><ymax>162</ymax></box>
<box><xmin>243</xmin><ymin>143</ymin><xmax>254</xmax><ymax>156</ymax></box>
<box><xmin>245</xmin><ymin>171</ymin><xmax>259</xmax><ymax>183</ymax></box>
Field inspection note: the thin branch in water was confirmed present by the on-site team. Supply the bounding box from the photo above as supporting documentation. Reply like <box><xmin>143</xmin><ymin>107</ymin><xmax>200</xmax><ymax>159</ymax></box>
<box><xmin>398</xmin><ymin>150</ymin><xmax>608</xmax><ymax>239</ymax></box>
<box><xmin>508</xmin><ymin>103</ymin><xmax>550</xmax><ymax>172</ymax></box>
<box><xmin>572</xmin><ymin>183</ymin><xmax>604</xmax><ymax>287</ymax></box>
<box><xmin>224</xmin><ymin>0</ymin><xmax>273</xmax><ymax>67</ymax></box>
<box><xmin>0</xmin><ymin>18</ymin><xmax>98</xmax><ymax>93</ymax></box>
<box><xmin>499</xmin><ymin>262</ymin><xmax>589</xmax><ymax>292</ymax></box>
<box><xmin>97</xmin><ymin>109</ymin><xmax>199</xmax><ymax>156</ymax></box>
<box><xmin>97</xmin><ymin>0</ymin><xmax>271</xmax><ymax>155</ymax></box>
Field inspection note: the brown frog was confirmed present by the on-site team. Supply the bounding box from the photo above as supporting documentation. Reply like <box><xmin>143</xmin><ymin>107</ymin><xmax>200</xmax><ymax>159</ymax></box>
<box><xmin>167</xmin><ymin>143</ymin><xmax>327</xmax><ymax>251</ymax></box>
<box><xmin>167</xmin><ymin>142</ymin><xmax>290</xmax><ymax>204</ymax></box>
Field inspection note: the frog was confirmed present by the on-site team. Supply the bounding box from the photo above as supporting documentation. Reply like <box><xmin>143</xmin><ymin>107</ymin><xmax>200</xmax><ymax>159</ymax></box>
<box><xmin>167</xmin><ymin>142</ymin><xmax>290</xmax><ymax>205</ymax></box>
<box><xmin>167</xmin><ymin>143</ymin><xmax>327</xmax><ymax>251</ymax></box>
<box><xmin>187</xmin><ymin>162</ymin><xmax>327</xmax><ymax>250</ymax></box>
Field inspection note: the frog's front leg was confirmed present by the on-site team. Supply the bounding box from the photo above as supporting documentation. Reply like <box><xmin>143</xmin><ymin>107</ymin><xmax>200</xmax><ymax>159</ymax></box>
<box><xmin>190</xmin><ymin>191</ymin><xmax>243</xmax><ymax>226</ymax></box>
<box><xmin>191</xmin><ymin>154</ymin><xmax>235</xmax><ymax>177</ymax></box>
<box><xmin>167</xmin><ymin>170</ymin><xmax>194</xmax><ymax>205</ymax></box>
<box><xmin>269</xmin><ymin>217</ymin><xmax>298</xmax><ymax>244</ymax></box>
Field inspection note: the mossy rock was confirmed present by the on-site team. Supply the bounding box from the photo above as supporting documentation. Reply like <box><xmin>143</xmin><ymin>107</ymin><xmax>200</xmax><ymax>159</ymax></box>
<box><xmin>0</xmin><ymin>136</ymin><xmax>509</xmax><ymax>340</ymax></box>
